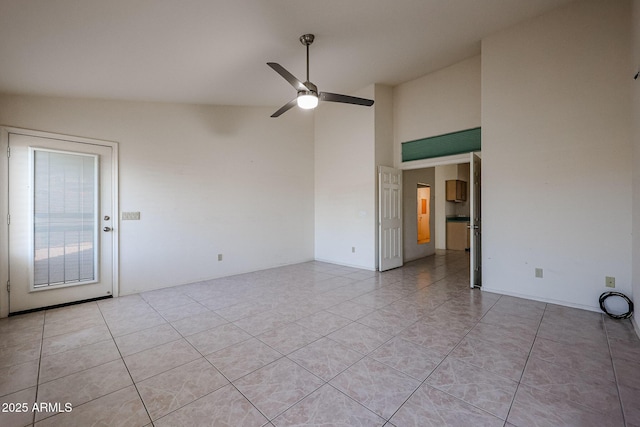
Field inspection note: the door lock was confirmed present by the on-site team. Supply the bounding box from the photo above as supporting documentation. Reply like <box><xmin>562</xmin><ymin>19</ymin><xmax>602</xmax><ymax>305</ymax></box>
<box><xmin>103</xmin><ymin>227</ymin><xmax>112</xmax><ymax>232</ymax></box>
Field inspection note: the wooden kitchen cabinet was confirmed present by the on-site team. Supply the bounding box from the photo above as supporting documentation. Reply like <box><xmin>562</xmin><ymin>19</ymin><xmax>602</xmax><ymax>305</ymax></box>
<box><xmin>446</xmin><ymin>221</ymin><xmax>470</xmax><ymax>250</ymax></box>
<box><xmin>446</xmin><ymin>180</ymin><xmax>467</xmax><ymax>202</ymax></box>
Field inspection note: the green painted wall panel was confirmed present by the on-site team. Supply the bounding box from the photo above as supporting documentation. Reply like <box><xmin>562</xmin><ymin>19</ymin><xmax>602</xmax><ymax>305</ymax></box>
<box><xmin>402</xmin><ymin>127</ymin><xmax>481</xmax><ymax>162</ymax></box>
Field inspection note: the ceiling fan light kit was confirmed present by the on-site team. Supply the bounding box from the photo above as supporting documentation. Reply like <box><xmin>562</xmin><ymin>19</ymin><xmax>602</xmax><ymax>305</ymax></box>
<box><xmin>267</xmin><ymin>34</ymin><xmax>374</xmax><ymax>117</ymax></box>
<box><xmin>297</xmin><ymin>93</ymin><xmax>318</xmax><ymax>109</ymax></box>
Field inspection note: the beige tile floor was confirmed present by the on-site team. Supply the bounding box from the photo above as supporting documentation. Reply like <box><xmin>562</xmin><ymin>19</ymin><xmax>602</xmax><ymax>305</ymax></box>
<box><xmin>1</xmin><ymin>251</ymin><xmax>639</xmax><ymax>426</ymax></box>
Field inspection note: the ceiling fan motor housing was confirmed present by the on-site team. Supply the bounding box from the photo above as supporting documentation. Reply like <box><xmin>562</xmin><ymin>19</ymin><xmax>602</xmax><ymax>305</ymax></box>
<box><xmin>300</xmin><ymin>81</ymin><xmax>317</xmax><ymax>94</ymax></box>
<box><xmin>299</xmin><ymin>34</ymin><xmax>315</xmax><ymax>46</ymax></box>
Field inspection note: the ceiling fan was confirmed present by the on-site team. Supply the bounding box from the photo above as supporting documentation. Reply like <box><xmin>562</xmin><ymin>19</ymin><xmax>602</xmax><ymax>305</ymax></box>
<box><xmin>267</xmin><ymin>34</ymin><xmax>374</xmax><ymax>118</ymax></box>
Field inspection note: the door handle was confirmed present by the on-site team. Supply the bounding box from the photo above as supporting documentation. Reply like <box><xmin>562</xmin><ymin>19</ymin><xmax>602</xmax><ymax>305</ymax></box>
<box><xmin>103</xmin><ymin>227</ymin><xmax>112</xmax><ymax>232</ymax></box>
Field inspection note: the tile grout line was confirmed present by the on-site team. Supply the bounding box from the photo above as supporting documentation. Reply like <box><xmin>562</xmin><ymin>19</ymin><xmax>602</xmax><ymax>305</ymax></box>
<box><xmin>32</xmin><ymin>303</ymin><xmax>121</xmax><ymax>425</ymax></box>
<box><xmin>416</xmin><ymin>290</ymin><xmax>514</xmax><ymax>416</ymax></box>
<box><xmin>31</xmin><ymin>311</ymin><xmax>46</xmax><ymax>427</ymax></box>
<box><xmin>605</xmin><ymin>314</ymin><xmax>628</xmax><ymax>427</ymax></box>
<box><xmin>377</xmin><ymin>271</ymin><xmax>504</xmax><ymax>424</ymax></box>
<box><xmin>498</xmin><ymin>300</ymin><xmax>547</xmax><ymax>427</ymax></box>
<box><xmin>510</xmin><ymin>308</ymin><xmax>628</xmax><ymax>426</ymax></box>
<box><xmin>207</xmin><ymin>267</ymin><xmax>421</xmax><ymax>424</ymax></box>
<box><xmin>130</xmin><ymin>297</ymin><xmax>267</xmax><ymax>424</ymax></box>
<box><xmin>156</xmin><ymin>305</ymin><xmax>273</xmax><ymax>425</ymax></box>
<box><xmin>32</xmin><ymin>307</ymin><xmax>112</xmax><ymax>424</ymax></box>
<box><xmin>227</xmin><ymin>290</ymin><xmax>369</xmax><ymax>423</ymax></box>
<box><xmin>96</xmin><ymin>300</ymin><xmax>154</xmax><ymax>426</ymax></box>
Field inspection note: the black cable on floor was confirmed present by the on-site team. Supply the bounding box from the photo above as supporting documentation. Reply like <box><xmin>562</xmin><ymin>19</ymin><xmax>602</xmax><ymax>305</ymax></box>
<box><xmin>599</xmin><ymin>292</ymin><xmax>634</xmax><ymax>320</ymax></box>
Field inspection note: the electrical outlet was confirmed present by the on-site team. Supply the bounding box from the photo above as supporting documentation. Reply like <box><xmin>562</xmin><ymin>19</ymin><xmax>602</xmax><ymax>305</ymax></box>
<box><xmin>606</xmin><ymin>276</ymin><xmax>615</xmax><ymax>288</ymax></box>
<box><xmin>535</xmin><ymin>268</ymin><xmax>543</xmax><ymax>278</ymax></box>
<box><xmin>217</xmin><ymin>254</ymin><xmax>223</xmax><ymax>261</ymax></box>
<box><xmin>352</xmin><ymin>247</ymin><xmax>356</xmax><ymax>253</ymax></box>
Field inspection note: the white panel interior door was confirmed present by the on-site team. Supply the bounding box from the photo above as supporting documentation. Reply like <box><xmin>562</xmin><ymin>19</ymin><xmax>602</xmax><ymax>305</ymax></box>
<box><xmin>379</xmin><ymin>166</ymin><xmax>403</xmax><ymax>271</ymax></box>
<box><xmin>469</xmin><ymin>152</ymin><xmax>482</xmax><ymax>288</ymax></box>
<box><xmin>8</xmin><ymin>132</ymin><xmax>115</xmax><ymax>313</ymax></box>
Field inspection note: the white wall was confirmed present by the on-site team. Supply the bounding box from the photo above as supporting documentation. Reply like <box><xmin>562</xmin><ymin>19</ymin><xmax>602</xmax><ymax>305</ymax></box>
<box><xmin>375</xmin><ymin>85</ymin><xmax>394</xmax><ymax>168</ymax></box>
<box><xmin>0</xmin><ymin>94</ymin><xmax>315</xmax><ymax>303</ymax></box>
<box><xmin>314</xmin><ymin>84</ymin><xmax>393</xmax><ymax>270</ymax></box>
<box><xmin>393</xmin><ymin>55</ymin><xmax>481</xmax><ymax>166</ymax></box>
<box><xmin>314</xmin><ymin>86</ymin><xmax>377</xmax><ymax>269</ymax></box>
<box><xmin>632</xmin><ymin>0</ymin><xmax>640</xmax><ymax>333</ymax></box>
<box><xmin>482</xmin><ymin>0</ymin><xmax>633</xmax><ymax>310</ymax></box>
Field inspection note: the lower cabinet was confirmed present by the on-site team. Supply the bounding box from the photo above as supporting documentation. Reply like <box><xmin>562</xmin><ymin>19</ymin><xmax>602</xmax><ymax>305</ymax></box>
<box><xmin>446</xmin><ymin>221</ymin><xmax>469</xmax><ymax>250</ymax></box>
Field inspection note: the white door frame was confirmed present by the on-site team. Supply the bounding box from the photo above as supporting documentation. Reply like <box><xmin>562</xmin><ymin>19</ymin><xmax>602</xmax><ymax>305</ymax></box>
<box><xmin>0</xmin><ymin>127</ymin><xmax>119</xmax><ymax>318</ymax></box>
<box><xmin>469</xmin><ymin>152</ymin><xmax>481</xmax><ymax>288</ymax></box>
<box><xmin>398</xmin><ymin>151</ymin><xmax>482</xmax><ymax>285</ymax></box>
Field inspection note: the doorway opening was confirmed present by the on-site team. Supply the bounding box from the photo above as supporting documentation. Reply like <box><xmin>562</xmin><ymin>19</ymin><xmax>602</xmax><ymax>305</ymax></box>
<box><xmin>400</xmin><ymin>151</ymin><xmax>481</xmax><ymax>288</ymax></box>
<box><xmin>417</xmin><ymin>184</ymin><xmax>431</xmax><ymax>244</ymax></box>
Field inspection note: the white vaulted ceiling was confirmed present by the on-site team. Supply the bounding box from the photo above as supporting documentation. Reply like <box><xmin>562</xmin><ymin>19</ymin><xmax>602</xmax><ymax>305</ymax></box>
<box><xmin>0</xmin><ymin>0</ymin><xmax>575</xmax><ymax>107</ymax></box>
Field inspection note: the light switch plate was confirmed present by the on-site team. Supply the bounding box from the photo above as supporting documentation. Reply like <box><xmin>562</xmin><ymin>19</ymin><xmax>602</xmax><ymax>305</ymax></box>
<box><xmin>121</xmin><ymin>211</ymin><xmax>141</xmax><ymax>220</ymax></box>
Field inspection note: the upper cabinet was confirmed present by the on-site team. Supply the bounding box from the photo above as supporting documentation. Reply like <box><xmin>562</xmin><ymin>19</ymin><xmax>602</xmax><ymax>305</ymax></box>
<box><xmin>446</xmin><ymin>180</ymin><xmax>467</xmax><ymax>202</ymax></box>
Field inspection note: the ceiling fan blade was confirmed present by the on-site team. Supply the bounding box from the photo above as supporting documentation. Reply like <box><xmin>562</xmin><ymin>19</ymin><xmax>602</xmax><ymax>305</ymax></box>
<box><xmin>267</xmin><ymin>63</ymin><xmax>310</xmax><ymax>91</ymax></box>
<box><xmin>320</xmin><ymin>92</ymin><xmax>374</xmax><ymax>106</ymax></box>
<box><xmin>271</xmin><ymin>98</ymin><xmax>298</xmax><ymax>118</ymax></box>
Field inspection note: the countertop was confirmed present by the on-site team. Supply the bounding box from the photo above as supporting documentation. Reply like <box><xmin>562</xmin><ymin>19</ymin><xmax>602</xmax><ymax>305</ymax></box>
<box><xmin>446</xmin><ymin>216</ymin><xmax>471</xmax><ymax>222</ymax></box>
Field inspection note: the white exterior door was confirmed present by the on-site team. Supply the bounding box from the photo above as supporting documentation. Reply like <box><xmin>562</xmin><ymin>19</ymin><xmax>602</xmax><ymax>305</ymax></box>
<box><xmin>379</xmin><ymin>166</ymin><xmax>403</xmax><ymax>271</ymax></box>
<box><xmin>469</xmin><ymin>152</ymin><xmax>482</xmax><ymax>288</ymax></box>
<box><xmin>7</xmin><ymin>130</ymin><xmax>117</xmax><ymax>313</ymax></box>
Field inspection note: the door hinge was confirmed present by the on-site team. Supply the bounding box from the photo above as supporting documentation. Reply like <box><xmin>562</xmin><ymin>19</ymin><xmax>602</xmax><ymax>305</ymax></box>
<box><xmin>6</xmin><ymin>281</ymin><xmax>9</xmax><ymax>293</ymax></box>
<box><xmin>6</xmin><ymin>214</ymin><xmax>9</xmax><ymax>225</ymax></box>
<box><xmin>6</xmin><ymin>146</ymin><xmax>9</xmax><ymax>158</ymax></box>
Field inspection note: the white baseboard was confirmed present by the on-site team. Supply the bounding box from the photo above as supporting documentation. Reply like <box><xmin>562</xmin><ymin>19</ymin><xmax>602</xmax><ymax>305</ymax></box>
<box><xmin>480</xmin><ymin>286</ymin><xmax>601</xmax><ymax>313</ymax></box>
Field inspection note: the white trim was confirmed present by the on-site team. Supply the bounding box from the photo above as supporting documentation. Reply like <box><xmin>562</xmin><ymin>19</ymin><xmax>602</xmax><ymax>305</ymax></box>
<box><xmin>313</xmin><ymin>258</ymin><xmax>377</xmax><ymax>271</ymax></box>
<box><xmin>399</xmin><ymin>153</ymin><xmax>471</xmax><ymax>170</ymax></box>
<box><xmin>0</xmin><ymin>128</ymin><xmax>9</xmax><ymax>317</ymax></box>
<box><xmin>469</xmin><ymin>152</ymin><xmax>481</xmax><ymax>288</ymax></box>
<box><xmin>0</xmin><ymin>126</ymin><xmax>119</xmax><ymax>317</ymax></box>
<box><xmin>481</xmin><ymin>286</ymin><xmax>603</xmax><ymax>313</ymax></box>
